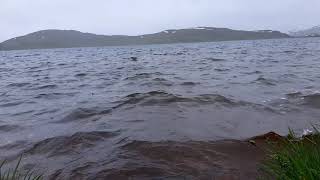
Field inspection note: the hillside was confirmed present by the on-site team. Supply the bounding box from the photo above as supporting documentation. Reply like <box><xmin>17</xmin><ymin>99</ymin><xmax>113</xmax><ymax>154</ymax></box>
<box><xmin>0</xmin><ymin>27</ymin><xmax>290</xmax><ymax>51</ymax></box>
<box><xmin>290</xmin><ymin>26</ymin><xmax>320</xmax><ymax>37</ymax></box>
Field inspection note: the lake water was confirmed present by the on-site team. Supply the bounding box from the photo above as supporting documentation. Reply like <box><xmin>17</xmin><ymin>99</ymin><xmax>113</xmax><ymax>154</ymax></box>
<box><xmin>0</xmin><ymin>37</ymin><xmax>320</xmax><ymax>179</ymax></box>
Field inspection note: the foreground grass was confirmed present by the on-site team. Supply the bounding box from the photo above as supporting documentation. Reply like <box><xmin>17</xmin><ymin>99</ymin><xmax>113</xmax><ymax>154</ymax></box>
<box><xmin>262</xmin><ymin>128</ymin><xmax>320</xmax><ymax>180</ymax></box>
<box><xmin>0</xmin><ymin>157</ymin><xmax>42</xmax><ymax>180</ymax></box>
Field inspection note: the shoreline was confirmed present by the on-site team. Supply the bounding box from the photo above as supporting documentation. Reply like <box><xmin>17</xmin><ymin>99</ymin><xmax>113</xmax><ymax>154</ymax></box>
<box><xmin>2</xmin><ymin>130</ymin><xmax>319</xmax><ymax>179</ymax></box>
<box><xmin>1</xmin><ymin>132</ymin><xmax>285</xmax><ymax>179</ymax></box>
<box><xmin>101</xmin><ymin>132</ymin><xmax>281</xmax><ymax>180</ymax></box>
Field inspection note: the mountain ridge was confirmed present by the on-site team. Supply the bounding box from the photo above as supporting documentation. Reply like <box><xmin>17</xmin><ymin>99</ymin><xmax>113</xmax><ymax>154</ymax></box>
<box><xmin>0</xmin><ymin>27</ymin><xmax>290</xmax><ymax>51</ymax></box>
<box><xmin>289</xmin><ymin>26</ymin><xmax>320</xmax><ymax>37</ymax></box>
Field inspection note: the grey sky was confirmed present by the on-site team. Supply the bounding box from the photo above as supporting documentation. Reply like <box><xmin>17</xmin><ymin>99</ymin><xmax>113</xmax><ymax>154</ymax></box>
<box><xmin>1</xmin><ymin>0</ymin><xmax>319</xmax><ymax>42</ymax></box>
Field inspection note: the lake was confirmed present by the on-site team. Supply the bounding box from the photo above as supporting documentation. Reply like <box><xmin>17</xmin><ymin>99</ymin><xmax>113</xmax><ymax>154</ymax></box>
<box><xmin>0</xmin><ymin>37</ymin><xmax>319</xmax><ymax>179</ymax></box>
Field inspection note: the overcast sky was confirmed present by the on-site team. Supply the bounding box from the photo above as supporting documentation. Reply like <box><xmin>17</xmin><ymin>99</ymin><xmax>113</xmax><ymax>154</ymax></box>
<box><xmin>1</xmin><ymin>0</ymin><xmax>319</xmax><ymax>42</ymax></box>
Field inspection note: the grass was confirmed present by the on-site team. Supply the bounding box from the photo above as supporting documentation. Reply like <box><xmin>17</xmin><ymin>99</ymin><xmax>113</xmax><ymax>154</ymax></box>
<box><xmin>262</xmin><ymin>128</ymin><xmax>320</xmax><ymax>180</ymax></box>
<box><xmin>0</xmin><ymin>156</ymin><xmax>42</xmax><ymax>180</ymax></box>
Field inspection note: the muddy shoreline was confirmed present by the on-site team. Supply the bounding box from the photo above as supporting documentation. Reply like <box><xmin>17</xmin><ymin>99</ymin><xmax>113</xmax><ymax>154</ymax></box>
<box><xmin>85</xmin><ymin>132</ymin><xmax>280</xmax><ymax>180</ymax></box>
<box><xmin>1</xmin><ymin>132</ymin><xmax>283</xmax><ymax>180</ymax></box>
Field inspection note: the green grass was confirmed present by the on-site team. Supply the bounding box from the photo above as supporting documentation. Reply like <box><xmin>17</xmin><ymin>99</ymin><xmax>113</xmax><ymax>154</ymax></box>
<box><xmin>0</xmin><ymin>156</ymin><xmax>42</xmax><ymax>180</ymax></box>
<box><xmin>262</xmin><ymin>128</ymin><xmax>320</xmax><ymax>180</ymax></box>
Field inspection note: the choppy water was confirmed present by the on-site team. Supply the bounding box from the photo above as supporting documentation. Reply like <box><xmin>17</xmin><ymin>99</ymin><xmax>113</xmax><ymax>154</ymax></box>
<box><xmin>0</xmin><ymin>38</ymin><xmax>320</xmax><ymax>179</ymax></box>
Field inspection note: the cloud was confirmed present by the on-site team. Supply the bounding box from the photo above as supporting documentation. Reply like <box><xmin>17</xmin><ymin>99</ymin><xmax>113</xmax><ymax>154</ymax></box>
<box><xmin>0</xmin><ymin>0</ymin><xmax>319</xmax><ymax>42</ymax></box>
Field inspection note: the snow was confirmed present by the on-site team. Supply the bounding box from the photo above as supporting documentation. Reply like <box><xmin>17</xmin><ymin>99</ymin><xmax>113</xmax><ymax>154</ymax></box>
<box><xmin>256</xmin><ymin>30</ymin><xmax>274</xmax><ymax>33</ymax></box>
<box><xmin>191</xmin><ymin>27</ymin><xmax>215</xmax><ymax>30</ymax></box>
<box><xmin>193</xmin><ymin>27</ymin><xmax>207</xmax><ymax>30</ymax></box>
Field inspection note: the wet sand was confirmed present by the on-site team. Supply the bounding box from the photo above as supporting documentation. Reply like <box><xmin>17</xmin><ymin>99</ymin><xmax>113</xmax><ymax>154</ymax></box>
<box><xmin>86</xmin><ymin>132</ymin><xmax>281</xmax><ymax>180</ymax></box>
<box><xmin>0</xmin><ymin>132</ymin><xmax>280</xmax><ymax>180</ymax></box>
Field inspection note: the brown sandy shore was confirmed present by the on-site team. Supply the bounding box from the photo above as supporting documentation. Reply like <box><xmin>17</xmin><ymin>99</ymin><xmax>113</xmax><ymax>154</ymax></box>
<box><xmin>1</xmin><ymin>132</ymin><xmax>282</xmax><ymax>180</ymax></box>
<box><xmin>94</xmin><ymin>132</ymin><xmax>281</xmax><ymax>180</ymax></box>
<box><xmin>47</xmin><ymin>132</ymin><xmax>280</xmax><ymax>180</ymax></box>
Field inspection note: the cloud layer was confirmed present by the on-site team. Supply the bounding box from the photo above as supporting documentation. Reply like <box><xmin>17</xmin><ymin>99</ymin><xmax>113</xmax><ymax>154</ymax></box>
<box><xmin>1</xmin><ymin>0</ymin><xmax>319</xmax><ymax>42</ymax></box>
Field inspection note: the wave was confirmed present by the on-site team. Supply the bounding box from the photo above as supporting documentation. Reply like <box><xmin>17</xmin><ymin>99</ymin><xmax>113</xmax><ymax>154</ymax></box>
<box><xmin>24</xmin><ymin>131</ymin><xmax>119</xmax><ymax>157</ymax></box>
<box><xmin>269</xmin><ymin>92</ymin><xmax>320</xmax><ymax>111</ymax></box>
<box><xmin>206</xmin><ymin>57</ymin><xmax>226</xmax><ymax>61</ymax></box>
<box><xmin>124</xmin><ymin>72</ymin><xmax>165</xmax><ymax>81</ymax></box>
<box><xmin>0</xmin><ymin>124</ymin><xmax>20</xmax><ymax>132</ymax></box>
<box><xmin>0</xmin><ymin>140</ymin><xmax>29</xmax><ymax>151</ymax></box>
<box><xmin>283</xmin><ymin>50</ymin><xmax>296</xmax><ymax>54</ymax></box>
<box><xmin>55</xmin><ymin>91</ymin><xmax>277</xmax><ymax>124</ymax></box>
<box><xmin>244</xmin><ymin>71</ymin><xmax>262</xmax><ymax>75</ymax></box>
<box><xmin>120</xmin><ymin>91</ymin><xmax>236</xmax><ymax>107</ymax></box>
<box><xmin>300</xmin><ymin>93</ymin><xmax>320</xmax><ymax>108</ymax></box>
<box><xmin>74</xmin><ymin>73</ymin><xmax>87</xmax><ymax>77</ymax></box>
<box><xmin>214</xmin><ymin>68</ymin><xmax>230</xmax><ymax>72</ymax></box>
<box><xmin>253</xmin><ymin>76</ymin><xmax>277</xmax><ymax>86</ymax></box>
<box><xmin>34</xmin><ymin>92</ymin><xmax>78</xmax><ymax>100</ymax></box>
<box><xmin>13</xmin><ymin>54</ymin><xmax>41</xmax><ymax>58</ymax></box>
<box><xmin>36</xmin><ymin>84</ymin><xmax>58</xmax><ymax>89</ymax></box>
<box><xmin>124</xmin><ymin>73</ymin><xmax>152</xmax><ymax>80</ymax></box>
<box><xmin>6</xmin><ymin>82</ymin><xmax>31</xmax><ymax>88</ymax></box>
<box><xmin>180</xmin><ymin>82</ymin><xmax>200</xmax><ymax>86</ymax></box>
<box><xmin>141</xmin><ymin>78</ymin><xmax>174</xmax><ymax>87</ymax></box>
<box><xmin>56</xmin><ymin>91</ymin><xmax>245</xmax><ymax>123</ymax></box>
<box><xmin>0</xmin><ymin>101</ymin><xmax>25</xmax><ymax>107</ymax></box>
<box><xmin>56</xmin><ymin>108</ymin><xmax>112</xmax><ymax>123</ymax></box>
<box><xmin>121</xmin><ymin>91</ymin><xmax>280</xmax><ymax>114</ymax></box>
<box><xmin>117</xmin><ymin>91</ymin><xmax>272</xmax><ymax>110</ymax></box>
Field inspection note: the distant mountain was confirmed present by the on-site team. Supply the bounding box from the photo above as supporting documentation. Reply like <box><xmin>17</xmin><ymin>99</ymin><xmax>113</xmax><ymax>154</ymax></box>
<box><xmin>289</xmin><ymin>26</ymin><xmax>320</xmax><ymax>37</ymax></box>
<box><xmin>0</xmin><ymin>27</ymin><xmax>290</xmax><ymax>51</ymax></box>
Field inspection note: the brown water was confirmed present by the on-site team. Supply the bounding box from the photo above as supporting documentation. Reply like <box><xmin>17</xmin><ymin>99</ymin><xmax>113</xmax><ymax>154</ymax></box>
<box><xmin>0</xmin><ymin>37</ymin><xmax>320</xmax><ymax>179</ymax></box>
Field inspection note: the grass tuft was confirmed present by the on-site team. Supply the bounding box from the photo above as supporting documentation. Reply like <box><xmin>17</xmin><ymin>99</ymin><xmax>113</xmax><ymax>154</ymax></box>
<box><xmin>0</xmin><ymin>156</ymin><xmax>42</xmax><ymax>180</ymax></box>
<box><xmin>262</xmin><ymin>128</ymin><xmax>320</xmax><ymax>180</ymax></box>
